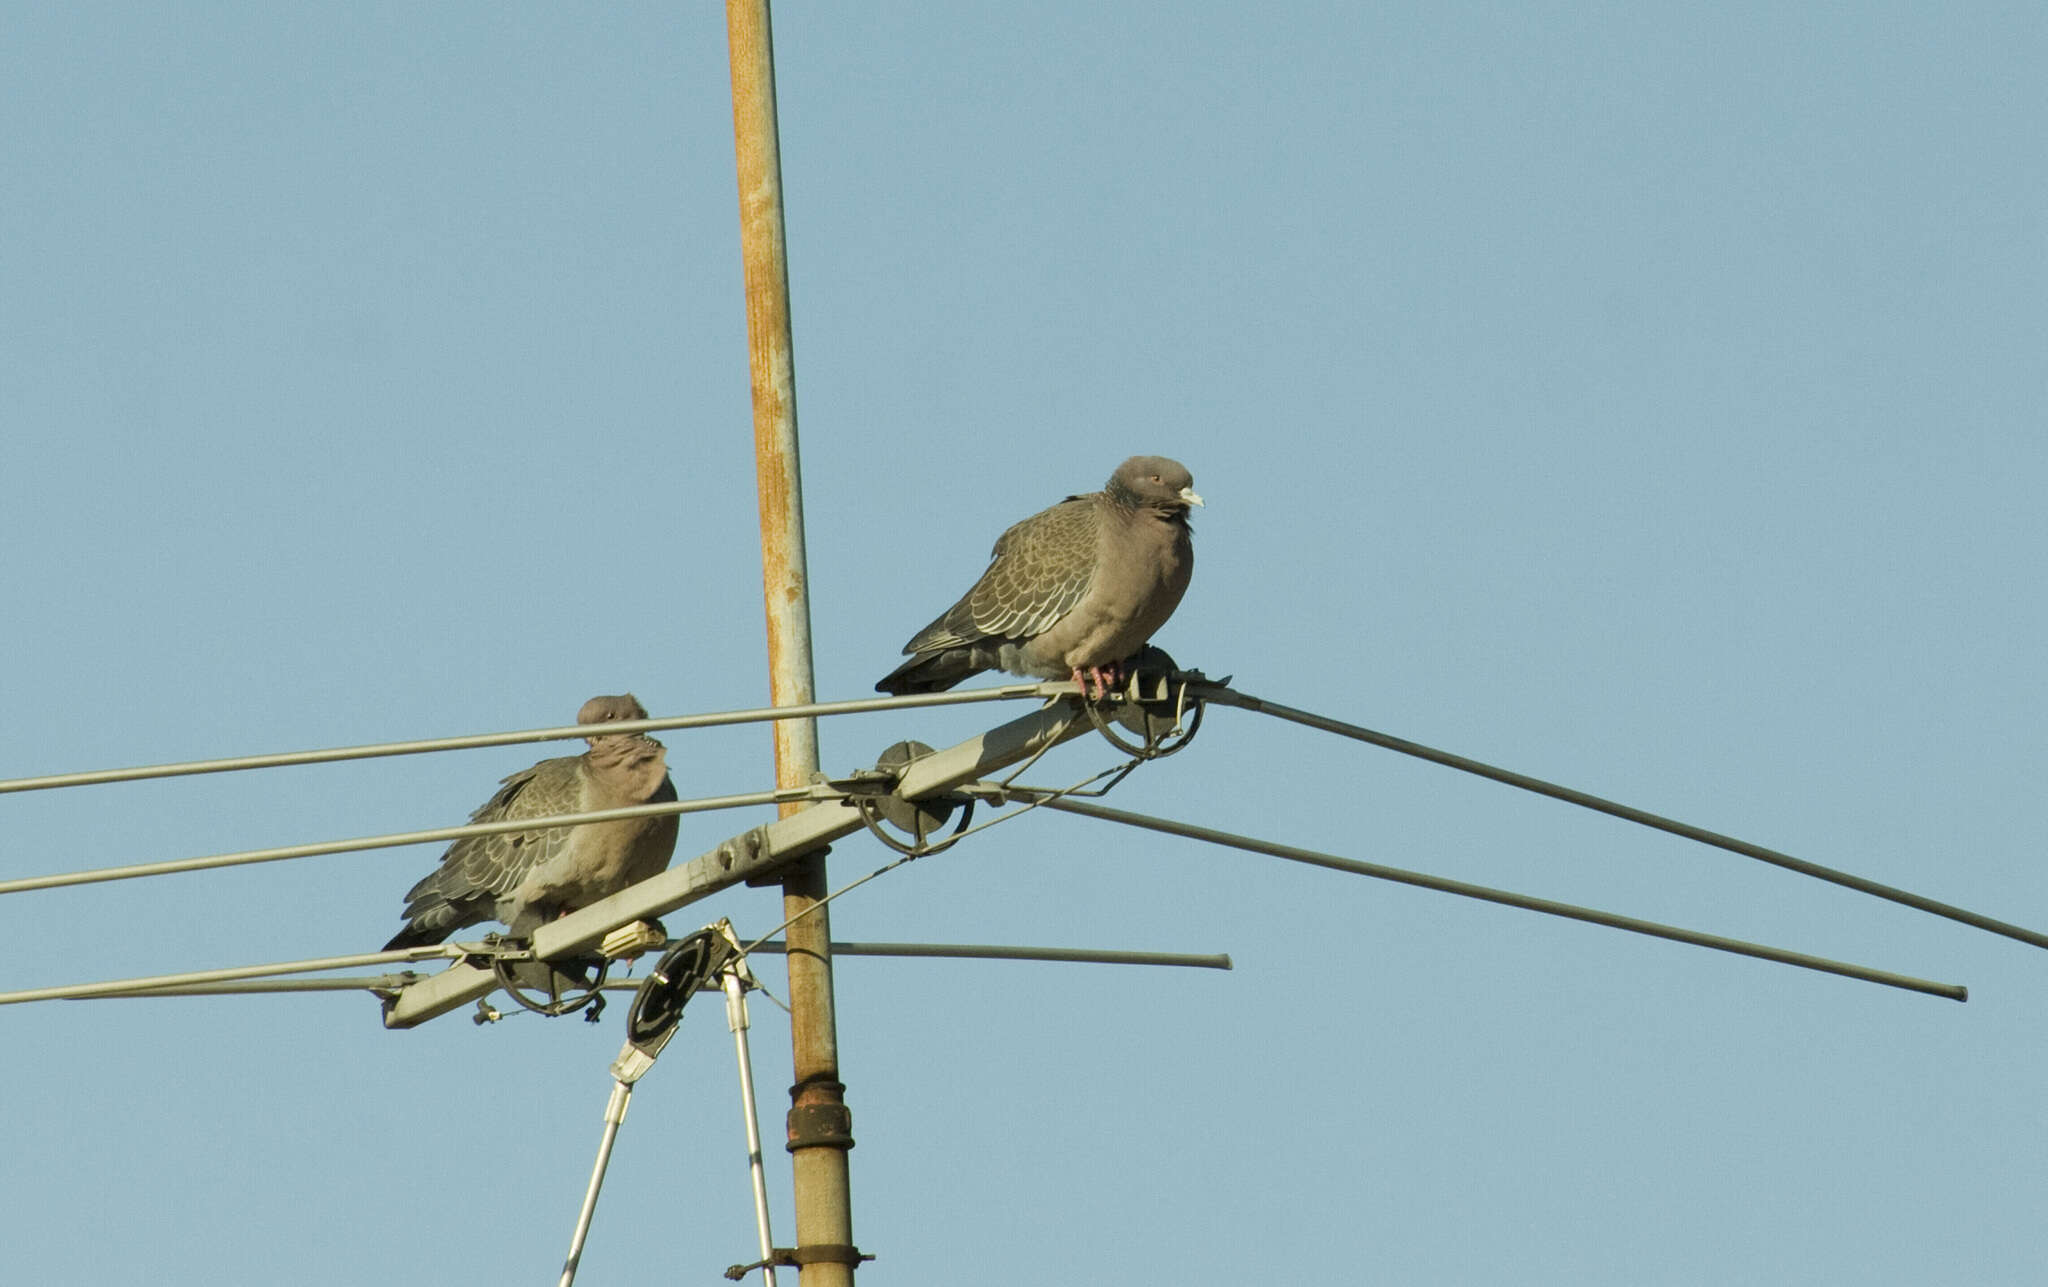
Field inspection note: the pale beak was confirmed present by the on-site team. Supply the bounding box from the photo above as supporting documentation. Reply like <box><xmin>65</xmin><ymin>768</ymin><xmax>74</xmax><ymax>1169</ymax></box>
<box><xmin>1179</xmin><ymin>486</ymin><xmax>1205</xmax><ymax>507</ymax></box>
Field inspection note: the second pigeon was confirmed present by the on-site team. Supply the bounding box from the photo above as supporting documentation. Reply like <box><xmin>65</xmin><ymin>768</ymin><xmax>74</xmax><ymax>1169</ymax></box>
<box><xmin>383</xmin><ymin>694</ymin><xmax>679</xmax><ymax>950</ymax></box>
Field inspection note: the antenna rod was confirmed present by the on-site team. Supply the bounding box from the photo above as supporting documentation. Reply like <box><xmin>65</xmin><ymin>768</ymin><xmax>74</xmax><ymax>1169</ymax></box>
<box><xmin>0</xmin><ymin>684</ymin><xmax>1064</xmax><ymax>797</ymax></box>
<box><xmin>727</xmin><ymin>3</ymin><xmax>858</xmax><ymax>1281</ymax></box>
<box><xmin>1200</xmin><ymin>684</ymin><xmax>2048</xmax><ymax>953</ymax></box>
<box><xmin>1034</xmin><ymin>796</ymin><xmax>1967</xmax><ymax>1002</ymax></box>
<box><xmin>37</xmin><ymin>942</ymin><xmax>1234</xmax><ymax>1003</ymax></box>
<box><xmin>0</xmin><ymin>789</ymin><xmax>800</xmax><ymax>897</ymax></box>
<box><xmin>0</xmin><ymin>946</ymin><xmax>459</xmax><ymax>1007</ymax></box>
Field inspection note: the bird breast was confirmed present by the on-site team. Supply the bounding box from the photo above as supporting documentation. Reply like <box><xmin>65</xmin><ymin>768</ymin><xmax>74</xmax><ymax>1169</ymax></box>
<box><xmin>1025</xmin><ymin>512</ymin><xmax>1193</xmax><ymax>672</ymax></box>
<box><xmin>511</xmin><ymin>740</ymin><xmax>678</xmax><ymax>910</ymax></box>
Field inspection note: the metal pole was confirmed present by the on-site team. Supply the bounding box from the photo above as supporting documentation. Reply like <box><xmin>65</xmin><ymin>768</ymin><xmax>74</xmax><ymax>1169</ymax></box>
<box><xmin>725</xmin><ymin>969</ymin><xmax>779</xmax><ymax>1287</ymax></box>
<box><xmin>725</xmin><ymin>3</ymin><xmax>857</xmax><ymax>1282</ymax></box>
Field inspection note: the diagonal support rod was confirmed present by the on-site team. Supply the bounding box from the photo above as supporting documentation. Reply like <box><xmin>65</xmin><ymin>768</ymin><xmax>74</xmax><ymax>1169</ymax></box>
<box><xmin>1198</xmin><ymin>683</ymin><xmax>2048</xmax><ymax>953</ymax></box>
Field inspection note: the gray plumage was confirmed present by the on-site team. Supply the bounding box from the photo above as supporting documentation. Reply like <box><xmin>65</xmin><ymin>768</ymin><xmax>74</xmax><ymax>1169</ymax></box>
<box><xmin>383</xmin><ymin>694</ymin><xmax>679</xmax><ymax>951</ymax></box>
<box><xmin>877</xmin><ymin>455</ymin><xmax>1201</xmax><ymax>696</ymax></box>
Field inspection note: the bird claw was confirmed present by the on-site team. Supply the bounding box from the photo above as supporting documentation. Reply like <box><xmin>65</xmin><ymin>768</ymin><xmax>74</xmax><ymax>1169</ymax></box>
<box><xmin>1069</xmin><ymin>662</ymin><xmax>1126</xmax><ymax>701</ymax></box>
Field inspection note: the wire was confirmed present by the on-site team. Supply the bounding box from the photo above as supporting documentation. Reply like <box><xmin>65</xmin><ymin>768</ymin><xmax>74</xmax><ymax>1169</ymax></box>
<box><xmin>0</xmin><ymin>681</ymin><xmax>1084</xmax><ymax>797</ymax></box>
<box><xmin>1197</xmin><ymin>683</ymin><xmax>2048</xmax><ymax>955</ymax></box>
<box><xmin>738</xmin><ymin>973</ymin><xmax>792</xmax><ymax>1015</ymax></box>
<box><xmin>1029</xmin><ymin>795</ymin><xmax>1967</xmax><ymax>1003</ymax></box>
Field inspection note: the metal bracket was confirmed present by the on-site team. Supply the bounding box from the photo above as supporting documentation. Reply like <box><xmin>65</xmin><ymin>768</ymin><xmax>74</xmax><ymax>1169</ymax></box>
<box><xmin>725</xmin><ymin>1245</ymin><xmax>875</xmax><ymax>1280</ymax></box>
<box><xmin>714</xmin><ymin>825</ymin><xmax>793</xmax><ymax>889</ymax></box>
<box><xmin>1080</xmin><ymin>649</ymin><xmax>1207</xmax><ymax>760</ymax></box>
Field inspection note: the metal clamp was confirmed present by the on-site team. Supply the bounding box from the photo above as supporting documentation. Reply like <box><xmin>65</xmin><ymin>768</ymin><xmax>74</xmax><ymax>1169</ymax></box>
<box><xmin>785</xmin><ymin>1099</ymin><xmax>856</xmax><ymax>1152</ymax></box>
<box><xmin>725</xmin><ymin>1245</ymin><xmax>875</xmax><ymax>1280</ymax></box>
<box><xmin>851</xmin><ymin>740</ymin><xmax>976</xmax><ymax>857</ymax></box>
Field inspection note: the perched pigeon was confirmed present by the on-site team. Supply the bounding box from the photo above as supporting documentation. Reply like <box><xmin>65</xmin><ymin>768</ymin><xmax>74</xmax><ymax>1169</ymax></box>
<box><xmin>383</xmin><ymin>695</ymin><xmax>679</xmax><ymax>951</ymax></box>
<box><xmin>877</xmin><ymin>455</ymin><xmax>1202</xmax><ymax>697</ymax></box>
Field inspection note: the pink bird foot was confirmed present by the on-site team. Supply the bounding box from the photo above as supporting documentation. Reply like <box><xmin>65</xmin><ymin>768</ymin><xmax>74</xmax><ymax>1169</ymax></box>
<box><xmin>1069</xmin><ymin>661</ymin><xmax>1124</xmax><ymax>700</ymax></box>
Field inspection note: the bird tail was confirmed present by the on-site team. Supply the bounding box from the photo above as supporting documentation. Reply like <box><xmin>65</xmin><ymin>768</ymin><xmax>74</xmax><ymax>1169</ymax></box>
<box><xmin>382</xmin><ymin>919</ymin><xmax>453</xmax><ymax>953</ymax></box>
<box><xmin>876</xmin><ymin>651</ymin><xmax>979</xmax><ymax>696</ymax></box>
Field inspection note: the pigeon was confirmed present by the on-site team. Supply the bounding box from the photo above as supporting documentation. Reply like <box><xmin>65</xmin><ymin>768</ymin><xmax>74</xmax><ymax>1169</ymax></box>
<box><xmin>877</xmin><ymin>455</ymin><xmax>1201</xmax><ymax>697</ymax></box>
<box><xmin>383</xmin><ymin>694</ymin><xmax>680</xmax><ymax>951</ymax></box>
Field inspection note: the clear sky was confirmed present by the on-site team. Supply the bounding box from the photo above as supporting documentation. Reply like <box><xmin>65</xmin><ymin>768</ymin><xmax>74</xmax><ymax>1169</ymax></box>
<box><xmin>5</xmin><ymin>3</ymin><xmax>2046</xmax><ymax>1283</ymax></box>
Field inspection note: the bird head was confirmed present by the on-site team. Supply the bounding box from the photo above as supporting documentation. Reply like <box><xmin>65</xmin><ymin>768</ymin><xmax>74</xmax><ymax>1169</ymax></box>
<box><xmin>1108</xmin><ymin>455</ymin><xmax>1203</xmax><ymax>513</ymax></box>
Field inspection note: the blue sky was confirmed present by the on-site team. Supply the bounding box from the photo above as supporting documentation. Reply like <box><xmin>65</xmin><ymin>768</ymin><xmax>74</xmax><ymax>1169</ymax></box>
<box><xmin>5</xmin><ymin>3</ymin><xmax>2046</xmax><ymax>1283</ymax></box>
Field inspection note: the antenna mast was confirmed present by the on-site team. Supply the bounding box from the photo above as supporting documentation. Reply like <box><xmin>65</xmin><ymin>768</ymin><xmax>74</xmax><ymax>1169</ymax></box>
<box><xmin>727</xmin><ymin>2</ymin><xmax>859</xmax><ymax>1281</ymax></box>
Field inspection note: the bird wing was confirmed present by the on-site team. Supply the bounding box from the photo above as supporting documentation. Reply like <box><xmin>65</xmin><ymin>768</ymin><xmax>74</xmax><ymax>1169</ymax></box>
<box><xmin>398</xmin><ymin>756</ymin><xmax>581</xmax><ymax>914</ymax></box>
<box><xmin>903</xmin><ymin>495</ymin><xmax>1100</xmax><ymax>652</ymax></box>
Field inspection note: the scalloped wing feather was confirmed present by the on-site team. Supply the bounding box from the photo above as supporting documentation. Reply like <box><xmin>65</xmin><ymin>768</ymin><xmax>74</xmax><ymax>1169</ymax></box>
<box><xmin>902</xmin><ymin>497</ymin><xmax>1099</xmax><ymax>652</ymax></box>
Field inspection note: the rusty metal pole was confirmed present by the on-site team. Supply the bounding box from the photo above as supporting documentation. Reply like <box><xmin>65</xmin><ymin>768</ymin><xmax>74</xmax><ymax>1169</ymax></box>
<box><xmin>726</xmin><ymin>3</ymin><xmax>858</xmax><ymax>1284</ymax></box>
